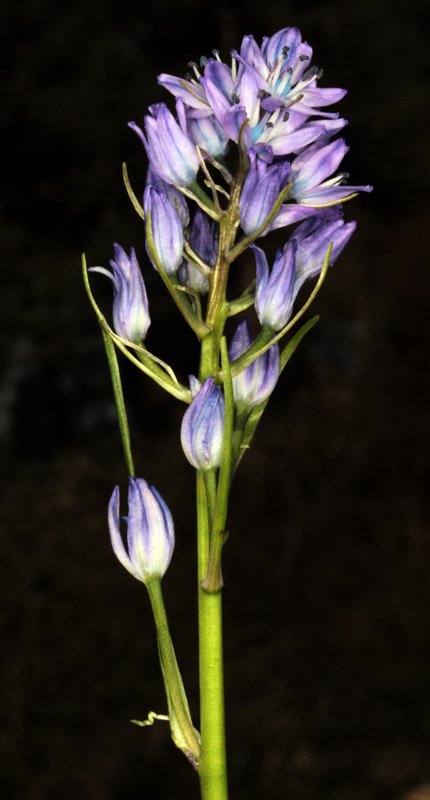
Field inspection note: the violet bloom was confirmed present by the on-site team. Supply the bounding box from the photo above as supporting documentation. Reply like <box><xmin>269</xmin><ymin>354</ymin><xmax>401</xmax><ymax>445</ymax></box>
<box><xmin>255</xmin><ymin>211</ymin><xmax>358</xmax><ymax>331</ymax></box>
<box><xmin>181</xmin><ymin>377</ymin><xmax>225</xmax><ymax>470</ymax></box>
<box><xmin>289</xmin><ymin>138</ymin><xmax>373</xmax><ymax>206</ymax></box>
<box><xmin>230</xmin><ymin>319</ymin><xmax>279</xmax><ymax>408</ymax></box>
<box><xmin>90</xmin><ymin>244</ymin><xmax>150</xmax><ymax>343</ymax></box>
<box><xmin>187</xmin><ymin>114</ymin><xmax>229</xmax><ymax>159</ymax></box>
<box><xmin>146</xmin><ymin>167</ymin><xmax>190</xmax><ymax>228</ymax></box>
<box><xmin>144</xmin><ymin>185</ymin><xmax>184</xmax><ymax>275</ymax></box>
<box><xmin>254</xmin><ymin>241</ymin><xmax>297</xmax><ymax>331</ymax></box>
<box><xmin>129</xmin><ymin>102</ymin><xmax>199</xmax><ymax>187</ymax></box>
<box><xmin>293</xmin><ymin>211</ymin><xmax>356</xmax><ymax>293</ymax></box>
<box><xmin>158</xmin><ymin>28</ymin><xmax>347</xmax><ymax>156</ymax></box>
<box><xmin>240</xmin><ymin>150</ymin><xmax>291</xmax><ymax>235</ymax></box>
<box><xmin>179</xmin><ymin>209</ymin><xmax>218</xmax><ymax>294</ymax></box>
<box><xmin>108</xmin><ymin>478</ymin><xmax>174</xmax><ymax>583</ymax></box>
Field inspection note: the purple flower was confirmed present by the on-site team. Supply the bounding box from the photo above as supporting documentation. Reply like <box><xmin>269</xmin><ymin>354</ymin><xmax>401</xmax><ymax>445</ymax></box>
<box><xmin>108</xmin><ymin>478</ymin><xmax>174</xmax><ymax>583</ymax></box>
<box><xmin>229</xmin><ymin>320</ymin><xmax>279</xmax><ymax>407</ymax></box>
<box><xmin>90</xmin><ymin>244</ymin><xmax>150</xmax><ymax>342</ymax></box>
<box><xmin>179</xmin><ymin>208</ymin><xmax>218</xmax><ymax>293</ymax></box>
<box><xmin>254</xmin><ymin>210</ymin><xmax>358</xmax><ymax>330</ymax></box>
<box><xmin>146</xmin><ymin>167</ymin><xmax>190</xmax><ymax>228</ymax></box>
<box><xmin>129</xmin><ymin>102</ymin><xmax>199</xmax><ymax>187</ymax></box>
<box><xmin>254</xmin><ymin>241</ymin><xmax>297</xmax><ymax>331</ymax></box>
<box><xmin>158</xmin><ymin>28</ymin><xmax>348</xmax><ymax>157</ymax></box>
<box><xmin>240</xmin><ymin>150</ymin><xmax>291</xmax><ymax>235</ymax></box>
<box><xmin>144</xmin><ymin>185</ymin><xmax>184</xmax><ymax>275</ymax></box>
<box><xmin>187</xmin><ymin>114</ymin><xmax>229</xmax><ymax>159</ymax></box>
<box><xmin>293</xmin><ymin>211</ymin><xmax>357</xmax><ymax>293</ymax></box>
<box><xmin>181</xmin><ymin>377</ymin><xmax>225</xmax><ymax>470</ymax></box>
<box><xmin>289</xmin><ymin>138</ymin><xmax>373</xmax><ymax>206</ymax></box>
<box><xmin>235</xmin><ymin>28</ymin><xmax>347</xmax><ymax>120</ymax></box>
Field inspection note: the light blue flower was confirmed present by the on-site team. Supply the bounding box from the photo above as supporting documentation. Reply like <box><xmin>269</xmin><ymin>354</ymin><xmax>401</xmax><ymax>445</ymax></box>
<box><xmin>108</xmin><ymin>478</ymin><xmax>175</xmax><ymax>583</ymax></box>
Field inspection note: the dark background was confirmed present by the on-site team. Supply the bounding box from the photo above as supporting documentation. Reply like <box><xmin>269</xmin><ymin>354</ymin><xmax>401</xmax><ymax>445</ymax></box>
<box><xmin>1</xmin><ymin>0</ymin><xmax>429</xmax><ymax>798</ymax></box>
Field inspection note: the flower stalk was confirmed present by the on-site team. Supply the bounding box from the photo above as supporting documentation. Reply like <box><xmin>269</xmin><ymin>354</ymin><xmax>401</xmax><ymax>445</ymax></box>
<box><xmin>83</xmin><ymin>23</ymin><xmax>371</xmax><ymax>800</ymax></box>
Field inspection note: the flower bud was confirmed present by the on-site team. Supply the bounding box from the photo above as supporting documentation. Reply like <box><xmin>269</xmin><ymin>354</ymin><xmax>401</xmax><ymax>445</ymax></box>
<box><xmin>254</xmin><ymin>241</ymin><xmax>297</xmax><ymax>331</ymax></box>
<box><xmin>293</xmin><ymin>211</ymin><xmax>356</xmax><ymax>294</ymax></box>
<box><xmin>90</xmin><ymin>244</ymin><xmax>150</xmax><ymax>342</ymax></box>
<box><xmin>179</xmin><ymin>209</ymin><xmax>218</xmax><ymax>294</ymax></box>
<box><xmin>240</xmin><ymin>150</ymin><xmax>291</xmax><ymax>235</ymax></box>
<box><xmin>229</xmin><ymin>319</ymin><xmax>279</xmax><ymax>408</ymax></box>
<box><xmin>187</xmin><ymin>113</ymin><xmax>229</xmax><ymax>159</ymax></box>
<box><xmin>108</xmin><ymin>478</ymin><xmax>175</xmax><ymax>583</ymax></box>
<box><xmin>129</xmin><ymin>102</ymin><xmax>199</xmax><ymax>187</ymax></box>
<box><xmin>181</xmin><ymin>377</ymin><xmax>225</xmax><ymax>470</ymax></box>
<box><xmin>144</xmin><ymin>185</ymin><xmax>184</xmax><ymax>275</ymax></box>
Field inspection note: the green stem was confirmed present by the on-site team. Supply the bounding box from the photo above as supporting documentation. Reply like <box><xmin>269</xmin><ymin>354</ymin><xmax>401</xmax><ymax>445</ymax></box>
<box><xmin>196</xmin><ymin>473</ymin><xmax>228</xmax><ymax>800</ymax></box>
<box><xmin>101</xmin><ymin>327</ymin><xmax>135</xmax><ymax>477</ymax></box>
<box><xmin>146</xmin><ymin>578</ymin><xmax>200</xmax><ymax>766</ymax></box>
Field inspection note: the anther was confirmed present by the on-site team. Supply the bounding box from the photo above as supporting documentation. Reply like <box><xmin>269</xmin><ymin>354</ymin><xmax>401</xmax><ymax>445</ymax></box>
<box><xmin>282</xmin><ymin>45</ymin><xmax>290</xmax><ymax>57</ymax></box>
<box><xmin>200</xmin><ymin>56</ymin><xmax>208</xmax><ymax>67</ymax></box>
<box><xmin>299</xmin><ymin>54</ymin><xmax>310</xmax><ymax>62</ymax></box>
<box><xmin>257</xmin><ymin>89</ymin><xmax>271</xmax><ymax>99</ymax></box>
<box><xmin>266</xmin><ymin>121</ymin><xmax>274</xmax><ymax>128</ymax></box>
<box><xmin>283</xmin><ymin>111</ymin><xmax>290</xmax><ymax>122</ymax></box>
<box><xmin>231</xmin><ymin>92</ymin><xmax>240</xmax><ymax>104</ymax></box>
<box><xmin>302</xmin><ymin>66</ymin><xmax>319</xmax><ymax>81</ymax></box>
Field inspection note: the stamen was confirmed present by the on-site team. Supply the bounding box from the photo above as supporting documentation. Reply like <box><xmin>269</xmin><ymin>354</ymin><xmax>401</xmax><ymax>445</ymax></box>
<box><xmin>302</xmin><ymin>65</ymin><xmax>320</xmax><ymax>82</ymax></box>
<box><xmin>212</xmin><ymin>49</ymin><xmax>220</xmax><ymax>60</ymax></box>
<box><xmin>200</xmin><ymin>56</ymin><xmax>208</xmax><ymax>68</ymax></box>
<box><xmin>185</xmin><ymin>73</ymin><xmax>193</xmax><ymax>82</ymax></box>
<box><xmin>188</xmin><ymin>61</ymin><xmax>201</xmax><ymax>79</ymax></box>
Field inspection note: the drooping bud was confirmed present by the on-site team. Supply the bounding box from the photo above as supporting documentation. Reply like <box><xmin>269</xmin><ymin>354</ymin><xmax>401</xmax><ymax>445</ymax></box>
<box><xmin>254</xmin><ymin>240</ymin><xmax>297</xmax><ymax>331</ymax></box>
<box><xmin>129</xmin><ymin>102</ymin><xmax>199</xmax><ymax>188</ymax></box>
<box><xmin>108</xmin><ymin>478</ymin><xmax>175</xmax><ymax>583</ymax></box>
<box><xmin>229</xmin><ymin>319</ymin><xmax>279</xmax><ymax>408</ymax></box>
<box><xmin>240</xmin><ymin>150</ymin><xmax>291</xmax><ymax>235</ymax></box>
<box><xmin>90</xmin><ymin>244</ymin><xmax>150</xmax><ymax>343</ymax></box>
<box><xmin>180</xmin><ymin>377</ymin><xmax>225</xmax><ymax>470</ymax></box>
<box><xmin>144</xmin><ymin>185</ymin><xmax>184</xmax><ymax>275</ymax></box>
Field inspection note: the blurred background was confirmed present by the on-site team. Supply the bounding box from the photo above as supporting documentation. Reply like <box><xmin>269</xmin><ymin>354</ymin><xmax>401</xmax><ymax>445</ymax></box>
<box><xmin>1</xmin><ymin>0</ymin><xmax>429</xmax><ymax>797</ymax></box>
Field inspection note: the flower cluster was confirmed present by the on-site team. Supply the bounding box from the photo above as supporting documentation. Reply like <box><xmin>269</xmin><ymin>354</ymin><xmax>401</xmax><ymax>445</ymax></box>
<box><xmin>89</xmin><ymin>26</ymin><xmax>371</xmax><ymax>581</ymax></box>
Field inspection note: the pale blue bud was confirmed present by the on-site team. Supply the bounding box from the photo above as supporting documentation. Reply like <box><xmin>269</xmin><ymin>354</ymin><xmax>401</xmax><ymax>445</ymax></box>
<box><xmin>90</xmin><ymin>244</ymin><xmax>150</xmax><ymax>342</ymax></box>
<box><xmin>230</xmin><ymin>319</ymin><xmax>279</xmax><ymax>407</ymax></box>
<box><xmin>181</xmin><ymin>377</ymin><xmax>225</xmax><ymax>470</ymax></box>
<box><xmin>108</xmin><ymin>478</ymin><xmax>174</xmax><ymax>583</ymax></box>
